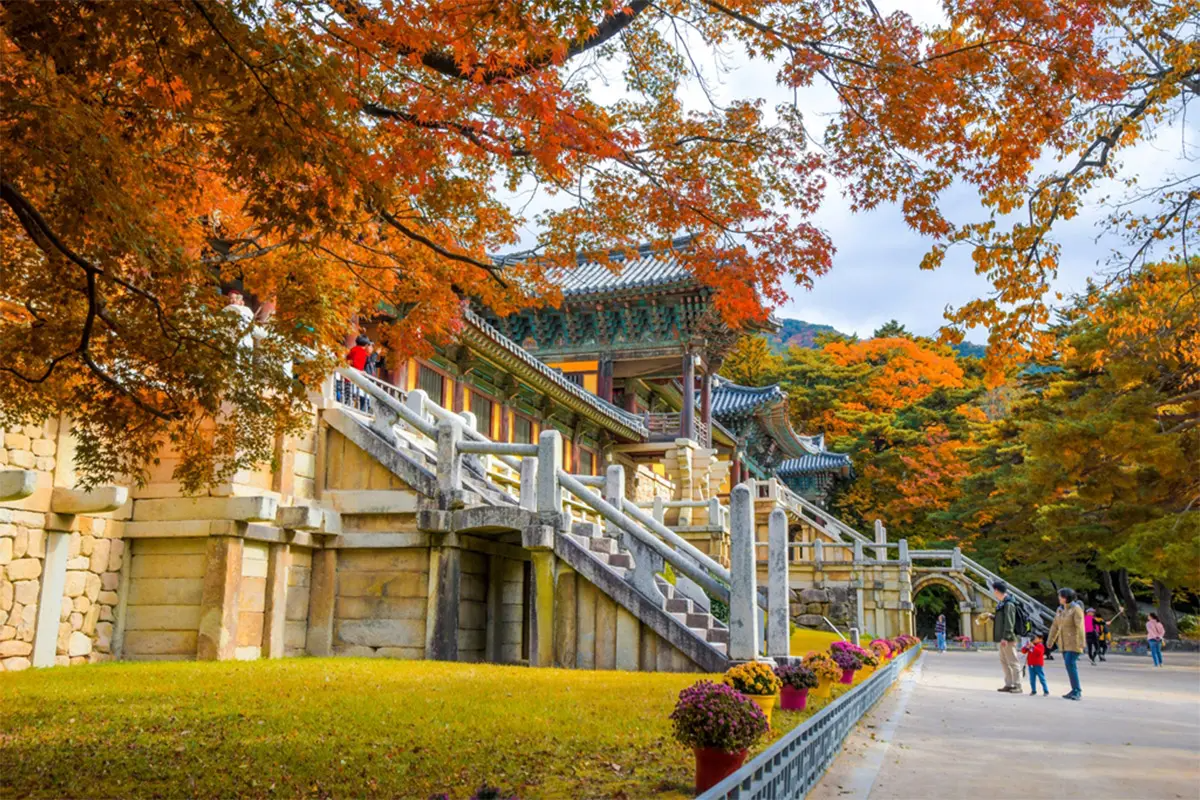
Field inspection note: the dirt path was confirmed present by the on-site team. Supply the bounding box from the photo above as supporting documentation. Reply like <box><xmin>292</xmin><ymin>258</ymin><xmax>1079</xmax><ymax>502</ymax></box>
<box><xmin>809</xmin><ymin>649</ymin><xmax>1200</xmax><ymax>799</ymax></box>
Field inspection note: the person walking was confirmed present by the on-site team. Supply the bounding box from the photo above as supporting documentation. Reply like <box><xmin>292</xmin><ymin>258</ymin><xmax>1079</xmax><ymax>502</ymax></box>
<box><xmin>1085</xmin><ymin>607</ymin><xmax>1099</xmax><ymax>664</ymax></box>
<box><xmin>1095</xmin><ymin>614</ymin><xmax>1109</xmax><ymax>662</ymax></box>
<box><xmin>1146</xmin><ymin>612</ymin><xmax>1166</xmax><ymax>667</ymax></box>
<box><xmin>935</xmin><ymin>614</ymin><xmax>947</xmax><ymax>653</ymax></box>
<box><xmin>992</xmin><ymin>581</ymin><xmax>1021</xmax><ymax>693</ymax></box>
<box><xmin>1048</xmin><ymin>588</ymin><xmax>1086</xmax><ymax>700</ymax></box>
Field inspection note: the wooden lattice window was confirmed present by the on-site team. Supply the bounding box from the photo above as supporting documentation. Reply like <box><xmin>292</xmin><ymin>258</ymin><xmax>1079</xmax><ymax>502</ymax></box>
<box><xmin>417</xmin><ymin>364</ymin><xmax>444</xmax><ymax>406</ymax></box>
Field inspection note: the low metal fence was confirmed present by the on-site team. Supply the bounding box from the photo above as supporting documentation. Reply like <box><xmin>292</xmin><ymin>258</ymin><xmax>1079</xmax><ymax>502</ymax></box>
<box><xmin>699</xmin><ymin>645</ymin><xmax>922</xmax><ymax>800</ymax></box>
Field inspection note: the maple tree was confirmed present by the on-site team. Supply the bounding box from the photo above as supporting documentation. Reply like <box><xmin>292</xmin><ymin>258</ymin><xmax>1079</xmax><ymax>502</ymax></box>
<box><xmin>1</xmin><ymin>1</ymin><xmax>1195</xmax><ymax>485</ymax></box>
<box><xmin>777</xmin><ymin>335</ymin><xmax>984</xmax><ymax>543</ymax></box>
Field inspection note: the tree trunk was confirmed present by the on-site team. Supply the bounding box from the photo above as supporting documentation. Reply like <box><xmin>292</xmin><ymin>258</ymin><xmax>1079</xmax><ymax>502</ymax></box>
<box><xmin>1099</xmin><ymin>571</ymin><xmax>1129</xmax><ymax>634</ymax></box>
<box><xmin>1116</xmin><ymin>569</ymin><xmax>1141</xmax><ymax>630</ymax></box>
<box><xmin>1152</xmin><ymin>579</ymin><xmax>1180</xmax><ymax>639</ymax></box>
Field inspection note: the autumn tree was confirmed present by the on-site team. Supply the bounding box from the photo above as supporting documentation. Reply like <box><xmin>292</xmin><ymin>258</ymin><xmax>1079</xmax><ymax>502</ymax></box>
<box><xmin>2</xmin><ymin>0</ymin><xmax>1194</xmax><ymax>486</ymax></box>
<box><xmin>779</xmin><ymin>336</ymin><xmax>984</xmax><ymax>543</ymax></box>
<box><xmin>720</xmin><ymin>335</ymin><xmax>784</xmax><ymax>386</ymax></box>
<box><xmin>945</xmin><ymin>260</ymin><xmax>1200</xmax><ymax>633</ymax></box>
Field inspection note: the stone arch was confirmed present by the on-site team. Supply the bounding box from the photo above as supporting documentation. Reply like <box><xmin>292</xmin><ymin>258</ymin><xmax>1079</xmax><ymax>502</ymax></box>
<box><xmin>911</xmin><ymin>573</ymin><xmax>975</xmax><ymax>639</ymax></box>
<box><xmin>912</xmin><ymin>573</ymin><xmax>971</xmax><ymax>604</ymax></box>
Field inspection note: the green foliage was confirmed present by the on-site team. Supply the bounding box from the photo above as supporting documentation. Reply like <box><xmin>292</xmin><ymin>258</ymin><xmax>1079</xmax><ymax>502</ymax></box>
<box><xmin>872</xmin><ymin>319</ymin><xmax>910</xmax><ymax>339</ymax></box>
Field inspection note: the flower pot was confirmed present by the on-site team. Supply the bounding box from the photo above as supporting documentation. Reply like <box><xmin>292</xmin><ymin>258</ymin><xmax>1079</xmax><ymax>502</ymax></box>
<box><xmin>779</xmin><ymin>685</ymin><xmax>809</xmax><ymax>711</ymax></box>
<box><xmin>812</xmin><ymin>679</ymin><xmax>833</xmax><ymax>699</ymax></box>
<box><xmin>840</xmin><ymin>668</ymin><xmax>855</xmax><ymax>684</ymax></box>
<box><xmin>694</xmin><ymin>746</ymin><xmax>748</xmax><ymax>793</ymax></box>
<box><xmin>745</xmin><ymin>693</ymin><xmax>777</xmax><ymax>727</ymax></box>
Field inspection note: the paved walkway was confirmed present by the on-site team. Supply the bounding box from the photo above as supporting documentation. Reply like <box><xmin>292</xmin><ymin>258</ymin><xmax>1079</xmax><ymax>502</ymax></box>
<box><xmin>810</xmin><ymin>650</ymin><xmax>1200</xmax><ymax>799</ymax></box>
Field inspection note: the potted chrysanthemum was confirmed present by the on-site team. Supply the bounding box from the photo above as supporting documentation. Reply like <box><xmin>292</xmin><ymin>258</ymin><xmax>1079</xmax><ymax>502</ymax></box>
<box><xmin>804</xmin><ymin>651</ymin><xmax>841</xmax><ymax>699</ymax></box>
<box><xmin>869</xmin><ymin>639</ymin><xmax>892</xmax><ymax>661</ymax></box>
<box><xmin>774</xmin><ymin>663</ymin><xmax>819</xmax><ymax>711</ymax></box>
<box><xmin>724</xmin><ymin>661</ymin><xmax>783</xmax><ymax>726</ymax></box>
<box><xmin>670</xmin><ymin>680</ymin><xmax>769</xmax><ymax>793</ymax></box>
<box><xmin>830</xmin><ymin>644</ymin><xmax>862</xmax><ymax>683</ymax></box>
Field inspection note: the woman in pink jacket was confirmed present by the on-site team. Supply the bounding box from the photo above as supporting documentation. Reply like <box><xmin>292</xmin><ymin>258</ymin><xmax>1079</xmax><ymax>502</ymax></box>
<box><xmin>1146</xmin><ymin>613</ymin><xmax>1166</xmax><ymax>667</ymax></box>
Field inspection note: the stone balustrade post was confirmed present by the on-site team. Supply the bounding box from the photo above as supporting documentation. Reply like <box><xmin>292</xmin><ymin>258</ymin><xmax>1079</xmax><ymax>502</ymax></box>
<box><xmin>873</xmin><ymin>518</ymin><xmax>888</xmax><ymax>561</ymax></box>
<box><xmin>767</xmin><ymin>508</ymin><xmax>789</xmax><ymax>658</ymax></box>
<box><xmin>652</xmin><ymin>496</ymin><xmax>665</xmax><ymax>524</ymax></box>
<box><xmin>707</xmin><ymin>497</ymin><xmax>721</xmax><ymax>529</ymax></box>
<box><xmin>813</xmin><ymin>538</ymin><xmax>823</xmax><ymax>569</ymax></box>
<box><xmin>728</xmin><ymin>483</ymin><xmax>760</xmax><ymax>661</ymax></box>
<box><xmin>536</xmin><ymin>429</ymin><xmax>563</xmax><ymax>521</ymax></box>
<box><xmin>458</xmin><ymin>411</ymin><xmax>482</xmax><ymax>474</ymax></box>
<box><xmin>405</xmin><ymin>389</ymin><xmax>428</xmax><ymax>425</ymax></box>
<box><xmin>853</xmin><ymin>539</ymin><xmax>864</xmax><ymax>564</ymax></box>
<box><xmin>436</xmin><ymin>420</ymin><xmax>463</xmax><ymax>503</ymax></box>
<box><xmin>952</xmin><ymin>546</ymin><xmax>964</xmax><ymax>572</ymax></box>
<box><xmin>519</xmin><ymin>457</ymin><xmax>538</xmax><ymax>512</ymax></box>
<box><xmin>898</xmin><ymin>538</ymin><xmax>910</xmax><ymax>564</ymax></box>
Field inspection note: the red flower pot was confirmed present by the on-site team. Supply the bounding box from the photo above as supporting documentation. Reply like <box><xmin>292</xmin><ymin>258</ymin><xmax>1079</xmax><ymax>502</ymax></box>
<box><xmin>779</xmin><ymin>685</ymin><xmax>809</xmax><ymax>711</ymax></box>
<box><xmin>694</xmin><ymin>747</ymin><xmax>748</xmax><ymax>793</ymax></box>
<box><xmin>840</xmin><ymin>668</ymin><xmax>855</xmax><ymax>684</ymax></box>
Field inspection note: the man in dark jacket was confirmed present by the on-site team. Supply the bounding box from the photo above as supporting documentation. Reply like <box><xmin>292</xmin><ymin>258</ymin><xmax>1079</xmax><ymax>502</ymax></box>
<box><xmin>992</xmin><ymin>580</ymin><xmax>1021</xmax><ymax>692</ymax></box>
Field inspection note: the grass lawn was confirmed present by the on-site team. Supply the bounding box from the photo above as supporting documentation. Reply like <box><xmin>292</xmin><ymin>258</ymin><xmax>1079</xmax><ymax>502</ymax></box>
<box><xmin>1</xmin><ymin>657</ymin><xmax>851</xmax><ymax>799</ymax></box>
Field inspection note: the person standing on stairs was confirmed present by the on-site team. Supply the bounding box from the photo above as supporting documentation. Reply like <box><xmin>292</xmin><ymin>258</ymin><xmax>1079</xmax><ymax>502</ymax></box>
<box><xmin>1048</xmin><ymin>588</ymin><xmax>1086</xmax><ymax>700</ymax></box>
<box><xmin>992</xmin><ymin>581</ymin><xmax>1021</xmax><ymax>693</ymax></box>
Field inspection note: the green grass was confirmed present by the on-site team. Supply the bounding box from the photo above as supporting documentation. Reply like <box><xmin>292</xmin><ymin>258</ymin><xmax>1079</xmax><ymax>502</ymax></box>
<box><xmin>0</xmin><ymin>658</ymin><xmax>848</xmax><ymax>799</ymax></box>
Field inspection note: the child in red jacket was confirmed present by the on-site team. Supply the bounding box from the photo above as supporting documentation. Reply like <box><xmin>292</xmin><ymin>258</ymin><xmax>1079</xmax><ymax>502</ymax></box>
<box><xmin>1022</xmin><ymin>633</ymin><xmax>1049</xmax><ymax>696</ymax></box>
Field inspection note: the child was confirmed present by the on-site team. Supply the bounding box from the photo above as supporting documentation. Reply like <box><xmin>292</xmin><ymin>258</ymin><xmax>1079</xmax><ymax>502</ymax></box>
<box><xmin>1022</xmin><ymin>633</ymin><xmax>1049</xmax><ymax>696</ymax></box>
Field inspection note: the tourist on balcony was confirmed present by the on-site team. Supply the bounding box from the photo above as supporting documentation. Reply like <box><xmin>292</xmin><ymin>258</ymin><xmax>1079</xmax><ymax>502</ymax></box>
<box><xmin>1048</xmin><ymin>588</ymin><xmax>1086</xmax><ymax>700</ymax></box>
<box><xmin>991</xmin><ymin>581</ymin><xmax>1021</xmax><ymax>693</ymax></box>
<box><xmin>345</xmin><ymin>335</ymin><xmax>372</xmax><ymax>410</ymax></box>
<box><xmin>935</xmin><ymin>614</ymin><xmax>947</xmax><ymax>653</ymax></box>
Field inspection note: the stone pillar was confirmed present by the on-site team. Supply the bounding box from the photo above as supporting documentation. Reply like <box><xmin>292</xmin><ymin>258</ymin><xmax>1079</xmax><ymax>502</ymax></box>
<box><xmin>197</xmin><ymin>536</ymin><xmax>244</xmax><ymax>661</ymax></box>
<box><xmin>485</xmin><ymin>555</ymin><xmax>503</xmax><ymax>663</ymax></box>
<box><xmin>680</xmin><ymin>350</ymin><xmax>695</xmax><ymax>441</ymax></box>
<box><xmin>553</xmin><ymin>562</ymin><xmax>577</xmax><ymax>668</ymax></box>
<box><xmin>873</xmin><ymin>519</ymin><xmax>887</xmax><ymax>561</ymax></box>
<box><xmin>767</xmin><ymin>508</ymin><xmax>789</xmax><ymax>658</ymax></box>
<box><xmin>306</xmin><ymin>548</ymin><xmax>336</xmax><ymax>656</ymax></box>
<box><xmin>519</xmin><ymin>457</ymin><xmax>538</xmax><ymax>512</ymax></box>
<box><xmin>436</xmin><ymin>420</ymin><xmax>463</xmax><ymax>500</ymax></box>
<box><xmin>31</xmin><ymin>531</ymin><xmax>70</xmax><ymax>668</ymax></box>
<box><xmin>261</xmin><ymin>542</ymin><xmax>289</xmax><ymax>659</ymax></box>
<box><xmin>528</xmin><ymin>550</ymin><xmax>555</xmax><ymax>667</ymax></box>
<box><xmin>959</xmin><ymin>602</ymin><xmax>973</xmax><ymax>641</ymax></box>
<box><xmin>728</xmin><ymin>483</ymin><xmax>760</xmax><ymax>661</ymax></box>
<box><xmin>425</xmin><ymin>536</ymin><xmax>462</xmax><ymax>661</ymax></box>
<box><xmin>700</xmin><ymin>370</ymin><xmax>713</xmax><ymax>447</ymax></box>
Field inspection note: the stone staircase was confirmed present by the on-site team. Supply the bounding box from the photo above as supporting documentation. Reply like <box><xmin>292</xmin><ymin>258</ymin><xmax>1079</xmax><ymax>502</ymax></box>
<box><xmin>329</xmin><ymin>373</ymin><xmax>739</xmax><ymax>671</ymax></box>
<box><xmin>562</xmin><ymin>520</ymin><xmax>730</xmax><ymax>657</ymax></box>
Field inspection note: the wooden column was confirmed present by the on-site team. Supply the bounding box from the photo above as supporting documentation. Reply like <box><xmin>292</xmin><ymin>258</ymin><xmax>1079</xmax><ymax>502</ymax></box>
<box><xmin>598</xmin><ymin>356</ymin><xmax>614</xmax><ymax>403</ymax></box>
<box><xmin>700</xmin><ymin>370</ymin><xmax>713</xmax><ymax>446</ymax></box>
<box><xmin>731</xmin><ymin>451</ymin><xmax>741</xmax><ymax>488</ymax></box>
<box><xmin>680</xmin><ymin>350</ymin><xmax>696</xmax><ymax>441</ymax></box>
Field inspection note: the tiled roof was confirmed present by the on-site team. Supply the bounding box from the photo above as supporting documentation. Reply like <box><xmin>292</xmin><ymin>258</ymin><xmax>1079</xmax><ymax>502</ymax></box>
<box><xmin>502</xmin><ymin>235</ymin><xmax>697</xmax><ymax>298</ymax></box>
<box><xmin>708</xmin><ymin>381</ymin><xmax>786</xmax><ymax>417</ymax></box>
<box><xmin>778</xmin><ymin>453</ymin><xmax>853</xmax><ymax>475</ymax></box>
<box><xmin>462</xmin><ymin>307</ymin><xmax>649</xmax><ymax>439</ymax></box>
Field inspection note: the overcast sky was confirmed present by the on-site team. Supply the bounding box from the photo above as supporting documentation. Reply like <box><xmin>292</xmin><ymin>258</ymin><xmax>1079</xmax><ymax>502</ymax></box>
<box><xmin>506</xmin><ymin>3</ymin><xmax>1193</xmax><ymax>345</ymax></box>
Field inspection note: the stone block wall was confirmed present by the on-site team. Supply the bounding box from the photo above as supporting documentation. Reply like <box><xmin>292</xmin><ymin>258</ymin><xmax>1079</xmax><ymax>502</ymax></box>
<box><xmin>333</xmin><ymin>548</ymin><xmax>429</xmax><ymax>658</ymax></box>
<box><xmin>122</xmin><ymin>538</ymin><xmax>206</xmax><ymax>661</ymax></box>
<box><xmin>284</xmin><ymin>547</ymin><xmax>312</xmax><ymax>657</ymax></box>
<box><xmin>457</xmin><ymin>550</ymin><xmax>488</xmax><ymax>662</ymax></box>
<box><xmin>790</xmin><ymin>585</ymin><xmax>857</xmax><ymax>633</ymax></box>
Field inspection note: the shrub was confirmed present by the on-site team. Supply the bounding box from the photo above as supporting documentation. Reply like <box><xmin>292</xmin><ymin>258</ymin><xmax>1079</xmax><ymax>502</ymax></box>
<box><xmin>774</xmin><ymin>663</ymin><xmax>819</xmax><ymax>690</ymax></box>
<box><xmin>724</xmin><ymin>662</ymin><xmax>782</xmax><ymax>696</ymax></box>
<box><xmin>670</xmin><ymin>681</ymin><xmax>769</xmax><ymax>753</ymax></box>
<box><xmin>804</xmin><ymin>651</ymin><xmax>842</xmax><ymax>682</ymax></box>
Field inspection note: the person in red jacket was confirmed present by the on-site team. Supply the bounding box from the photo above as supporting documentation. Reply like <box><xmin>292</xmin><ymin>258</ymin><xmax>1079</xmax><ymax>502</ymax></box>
<box><xmin>346</xmin><ymin>334</ymin><xmax>371</xmax><ymax>370</ymax></box>
<box><xmin>1022</xmin><ymin>633</ymin><xmax>1049</xmax><ymax>696</ymax></box>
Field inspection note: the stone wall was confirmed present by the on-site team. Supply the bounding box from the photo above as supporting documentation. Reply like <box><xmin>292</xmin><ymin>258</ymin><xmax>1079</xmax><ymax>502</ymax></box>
<box><xmin>790</xmin><ymin>586</ymin><xmax>857</xmax><ymax>632</ymax></box>
<box><xmin>122</xmin><ymin>538</ymin><xmax>206</xmax><ymax>661</ymax></box>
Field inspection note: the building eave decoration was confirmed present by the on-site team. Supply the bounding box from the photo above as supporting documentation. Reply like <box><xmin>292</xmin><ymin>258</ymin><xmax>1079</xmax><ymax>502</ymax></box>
<box><xmin>462</xmin><ymin>307</ymin><xmax>649</xmax><ymax>440</ymax></box>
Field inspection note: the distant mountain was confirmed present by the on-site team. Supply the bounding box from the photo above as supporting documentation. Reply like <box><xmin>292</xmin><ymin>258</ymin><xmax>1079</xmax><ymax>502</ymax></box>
<box><xmin>951</xmin><ymin>342</ymin><xmax>988</xmax><ymax>359</ymax></box>
<box><xmin>766</xmin><ymin>317</ymin><xmax>845</xmax><ymax>351</ymax></box>
<box><xmin>765</xmin><ymin>316</ymin><xmax>989</xmax><ymax>360</ymax></box>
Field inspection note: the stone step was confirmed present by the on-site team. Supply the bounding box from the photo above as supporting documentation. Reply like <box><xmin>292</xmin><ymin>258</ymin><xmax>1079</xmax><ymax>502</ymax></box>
<box><xmin>664</xmin><ymin>597</ymin><xmax>693</xmax><ymax>614</ymax></box>
<box><xmin>685</xmin><ymin>612</ymin><xmax>712</xmax><ymax>629</ymax></box>
<box><xmin>608</xmin><ymin>565</ymin><xmax>628</xmax><ymax>579</ymax></box>
<box><xmin>607</xmin><ymin>552</ymin><xmax>633</xmax><ymax>569</ymax></box>
<box><xmin>589</xmin><ymin>537</ymin><xmax>618</xmax><ymax>555</ymax></box>
<box><xmin>567</xmin><ymin>533</ymin><xmax>591</xmax><ymax>549</ymax></box>
<box><xmin>706</xmin><ymin>628</ymin><xmax>729</xmax><ymax>645</ymax></box>
<box><xmin>571</xmin><ymin>522</ymin><xmax>600</xmax><ymax>539</ymax></box>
